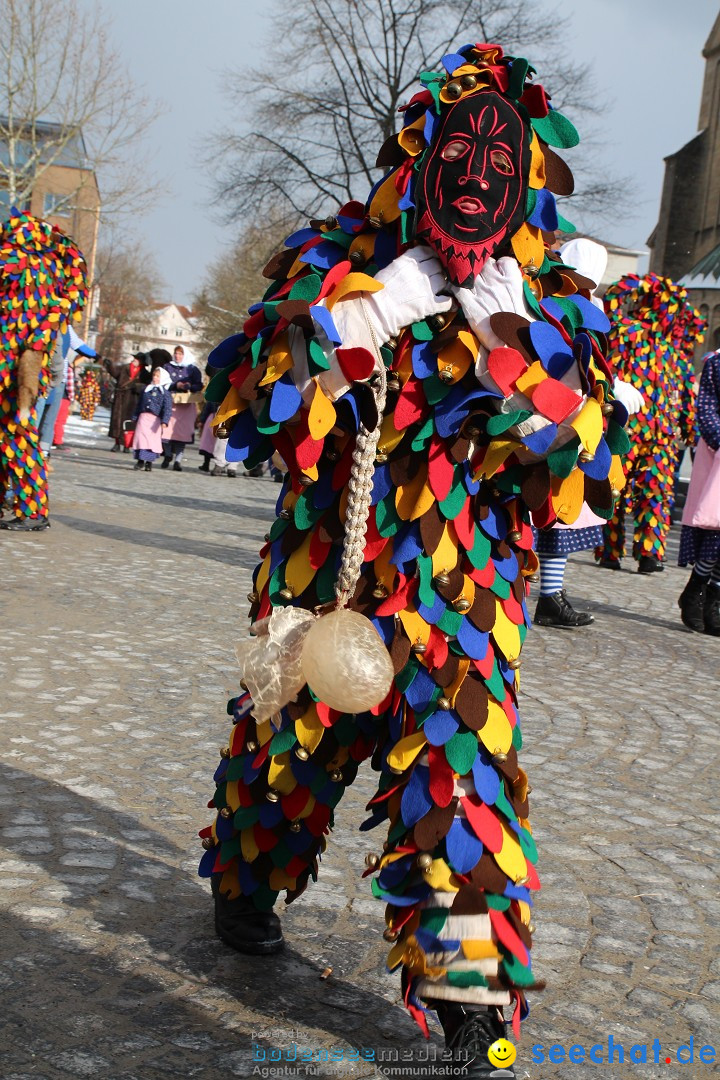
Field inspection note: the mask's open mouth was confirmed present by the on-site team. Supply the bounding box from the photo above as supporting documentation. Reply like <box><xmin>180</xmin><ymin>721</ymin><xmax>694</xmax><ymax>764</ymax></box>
<box><xmin>453</xmin><ymin>196</ymin><xmax>486</xmax><ymax>214</ymax></box>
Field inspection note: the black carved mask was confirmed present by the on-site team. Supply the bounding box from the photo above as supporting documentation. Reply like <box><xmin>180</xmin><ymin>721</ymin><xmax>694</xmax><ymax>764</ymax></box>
<box><xmin>415</xmin><ymin>92</ymin><xmax>530</xmax><ymax>286</ymax></box>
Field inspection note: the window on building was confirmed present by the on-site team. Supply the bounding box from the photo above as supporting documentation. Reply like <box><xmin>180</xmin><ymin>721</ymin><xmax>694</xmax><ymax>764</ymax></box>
<box><xmin>133</xmin><ymin>324</ymin><xmax>141</xmax><ymax>332</ymax></box>
<box><xmin>175</xmin><ymin>328</ymin><xmax>183</xmax><ymax>337</ymax></box>
<box><xmin>160</xmin><ymin>326</ymin><xmax>168</xmax><ymax>336</ymax></box>
<box><xmin>132</xmin><ymin>342</ymin><xmax>140</xmax><ymax>351</ymax></box>
<box><xmin>43</xmin><ymin>192</ymin><xmax>72</xmax><ymax>217</ymax></box>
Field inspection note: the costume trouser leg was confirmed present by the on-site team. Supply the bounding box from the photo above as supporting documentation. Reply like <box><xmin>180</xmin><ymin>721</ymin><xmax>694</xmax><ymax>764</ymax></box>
<box><xmin>0</xmin><ymin>397</ymin><xmax>49</xmax><ymax>520</ymax></box>
<box><xmin>599</xmin><ymin>441</ymin><xmax>675</xmax><ymax>562</ymax></box>
<box><xmin>200</xmin><ymin>676</ymin><xmax>537</xmax><ymax>1031</ymax></box>
<box><xmin>628</xmin><ymin>442</ymin><xmax>675</xmax><ymax>561</ymax></box>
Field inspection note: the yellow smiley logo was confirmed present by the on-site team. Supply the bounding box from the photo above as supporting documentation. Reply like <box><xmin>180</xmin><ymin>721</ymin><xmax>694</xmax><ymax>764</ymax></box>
<box><xmin>487</xmin><ymin>1038</ymin><xmax>517</xmax><ymax>1068</ymax></box>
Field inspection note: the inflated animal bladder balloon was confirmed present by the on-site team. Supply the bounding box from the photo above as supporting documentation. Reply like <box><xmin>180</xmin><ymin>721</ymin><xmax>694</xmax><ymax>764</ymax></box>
<box><xmin>300</xmin><ymin>608</ymin><xmax>394</xmax><ymax>713</ymax></box>
<box><xmin>235</xmin><ymin>607</ymin><xmax>315</xmax><ymax>722</ymax></box>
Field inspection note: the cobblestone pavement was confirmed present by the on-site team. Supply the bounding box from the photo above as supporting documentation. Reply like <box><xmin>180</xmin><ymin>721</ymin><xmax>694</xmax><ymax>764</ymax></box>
<box><xmin>1</xmin><ymin>420</ymin><xmax>719</xmax><ymax>1080</ymax></box>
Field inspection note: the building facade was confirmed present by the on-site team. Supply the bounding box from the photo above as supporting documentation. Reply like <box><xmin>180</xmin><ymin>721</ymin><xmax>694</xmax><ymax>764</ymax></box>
<box><xmin>649</xmin><ymin>12</ymin><xmax>720</xmax><ymax>355</ymax></box>
<box><xmin>126</xmin><ymin>303</ymin><xmax>205</xmax><ymax>364</ymax></box>
<box><xmin>0</xmin><ymin>122</ymin><xmax>101</xmax><ymax>291</ymax></box>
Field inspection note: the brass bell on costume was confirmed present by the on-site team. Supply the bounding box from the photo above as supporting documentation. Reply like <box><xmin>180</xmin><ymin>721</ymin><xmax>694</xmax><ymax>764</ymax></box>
<box><xmin>412</xmin><ymin>639</ymin><xmax>427</xmax><ymax>654</ymax></box>
<box><xmin>453</xmin><ymin>597</ymin><xmax>471</xmax><ymax>613</ymax></box>
<box><xmin>365</xmin><ymin>853</ymin><xmax>380</xmax><ymax>869</ymax></box>
<box><xmin>445</xmin><ymin>80</ymin><xmax>462</xmax><ymax>99</ymax></box>
<box><xmin>383</xmin><ymin>927</ymin><xmax>400</xmax><ymax>942</ymax></box>
<box><xmin>375</xmin><ymin>448</ymin><xmax>388</xmax><ymax>463</ymax></box>
<box><xmin>492</xmin><ymin>750</ymin><xmax>508</xmax><ymax>763</ymax></box>
<box><xmin>247</xmin><ymin>591</ymin><xmax>259</xmax><ymax>604</ymax></box>
<box><xmin>578</xmin><ymin>450</ymin><xmax>595</xmax><ymax>463</ymax></box>
<box><xmin>329</xmin><ymin>769</ymin><xmax>343</xmax><ymax>782</ymax></box>
<box><xmin>461</xmin><ymin>74</ymin><xmax>478</xmax><ymax>89</ymax></box>
<box><xmin>219</xmin><ymin>746</ymin><xmax>230</xmax><ymax>759</ymax></box>
<box><xmin>266</xmin><ymin>789</ymin><xmax>280</xmax><ymax>803</ymax></box>
<box><xmin>215</xmin><ymin>424</ymin><xmax>229</xmax><ymax>439</ymax></box>
<box><xmin>433</xmin><ymin>571</ymin><xmax>450</xmax><ymax>587</ymax></box>
<box><xmin>349</xmin><ymin>250</ymin><xmax>366</xmax><ymax>267</ymax></box>
<box><xmin>602</xmin><ymin>402</ymin><xmax>614</xmax><ymax>416</ymax></box>
<box><xmin>507</xmin><ymin>529</ymin><xmax>522</xmax><ymax>543</ymax></box>
<box><xmin>373</xmin><ymin>583</ymin><xmax>389</xmax><ymax>599</ymax></box>
<box><xmin>437</xmin><ymin>696</ymin><xmax>452</xmax><ymax>711</ymax></box>
<box><xmin>386</xmin><ymin>376</ymin><xmax>401</xmax><ymax>392</ymax></box>
<box><xmin>289</xmin><ymin>821</ymin><xmax>302</xmax><ymax>833</ymax></box>
<box><xmin>246</xmin><ymin>740</ymin><xmax>259</xmax><ymax>753</ymax></box>
<box><xmin>439</xmin><ymin>368</ymin><xmax>454</xmax><ymax>383</ymax></box>
<box><xmin>368</xmin><ymin>215</ymin><xmax>383</xmax><ymax>230</ymax></box>
<box><xmin>610</xmin><ymin>488</ymin><xmax>622</xmax><ymax>500</ymax></box>
<box><xmin>219</xmin><ymin>807</ymin><xmax>232</xmax><ymax>819</ymax></box>
<box><xmin>279</xmin><ymin>587</ymin><xmax>295</xmax><ymax>600</ymax></box>
<box><xmin>279</xmin><ymin>508</ymin><xmax>291</xmax><ymax>519</ymax></box>
<box><xmin>201</xmin><ymin>837</ymin><xmax>216</xmax><ymax>850</ymax></box>
<box><xmin>324</xmin><ymin>215</ymin><xmax>338</xmax><ymax>229</ymax></box>
<box><xmin>299</xmin><ymin>473</ymin><xmax>314</xmax><ymax>486</ymax></box>
<box><xmin>508</xmin><ymin>657</ymin><xmax>521</xmax><ymax>670</ymax></box>
<box><xmin>295</xmin><ymin>746</ymin><xmax>310</xmax><ymax>761</ymax></box>
<box><xmin>416</xmin><ymin>853</ymin><xmax>433</xmax><ymax>870</ymax></box>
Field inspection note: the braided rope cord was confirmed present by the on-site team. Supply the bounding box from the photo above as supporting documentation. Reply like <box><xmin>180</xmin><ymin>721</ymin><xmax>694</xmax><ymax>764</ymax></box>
<box><xmin>334</xmin><ymin>300</ymin><xmax>388</xmax><ymax>609</ymax></box>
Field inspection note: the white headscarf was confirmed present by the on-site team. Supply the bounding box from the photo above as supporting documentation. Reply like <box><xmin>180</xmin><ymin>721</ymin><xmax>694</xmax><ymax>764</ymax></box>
<box><xmin>147</xmin><ymin>367</ymin><xmax>172</xmax><ymax>391</ymax></box>
<box><xmin>171</xmin><ymin>346</ymin><xmax>197</xmax><ymax>367</ymax></box>
<box><xmin>558</xmin><ymin>238</ymin><xmax>608</xmax><ymax>309</ymax></box>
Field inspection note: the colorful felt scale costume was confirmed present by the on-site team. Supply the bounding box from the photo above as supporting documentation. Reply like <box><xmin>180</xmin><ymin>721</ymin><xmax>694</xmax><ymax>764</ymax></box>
<box><xmin>0</xmin><ymin>212</ymin><xmax>88</xmax><ymax>525</ymax></box>
<box><xmin>198</xmin><ymin>44</ymin><xmax>627</xmax><ymax>1036</ymax></box>
<box><xmin>597</xmin><ymin>274</ymin><xmax>703</xmax><ymax>566</ymax></box>
<box><xmin>78</xmin><ymin>370</ymin><xmax>101</xmax><ymax>420</ymax></box>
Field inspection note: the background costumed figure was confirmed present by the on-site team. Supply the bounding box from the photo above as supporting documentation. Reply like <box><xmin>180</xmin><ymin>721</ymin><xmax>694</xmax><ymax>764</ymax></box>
<box><xmin>78</xmin><ymin>368</ymin><xmax>101</xmax><ymax>420</ymax></box>
<box><xmin>596</xmin><ymin>273</ymin><xmax>704</xmax><ymax>573</ymax></box>
<box><xmin>0</xmin><ymin>211</ymin><xmax>88</xmax><ymax>531</ymax></box>
<box><xmin>198</xmin><ymin>43</ymin><xmax>627</xmax><ymax>1074</ymax></box>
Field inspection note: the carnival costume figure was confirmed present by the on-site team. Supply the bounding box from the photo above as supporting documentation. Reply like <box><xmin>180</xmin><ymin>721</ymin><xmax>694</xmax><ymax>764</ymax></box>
<box><xmin>0</xmin><ymin>211</ymin><xmax>88</xmax><ymax>532</ymax></box>
<box><xmin>78</xmin><ymin>369</ymin><xmax>101</xmax><ymax>421</ymax></box>
<box><xmin>596</xmin><ymin>273</ymin><xmax>703</xmax><ymax>573</ymax></box>
<box><xmin>198</xmin><ymin>44</ymin><xmax>628</xmax><ymax>1076</ymax></box>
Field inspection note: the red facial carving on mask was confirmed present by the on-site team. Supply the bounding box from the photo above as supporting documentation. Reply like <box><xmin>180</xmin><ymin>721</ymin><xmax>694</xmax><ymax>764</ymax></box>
<box><xmin>415</xmin><ymin>92</ymin><xmax>530</xmax><ymax>286</ymax></box>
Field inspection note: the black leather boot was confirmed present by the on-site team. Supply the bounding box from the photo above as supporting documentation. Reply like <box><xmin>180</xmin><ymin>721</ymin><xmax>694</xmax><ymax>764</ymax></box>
<box><xmin>534</xmin><ymin>590</ymin><xmax>594</xmax><ymax>627</ymax></box>
<box><xmin>703</xmin><ymin>583</ymin><xmax>720</xmax><ymax>636</ymax></box>
<box><xmin>678</xmin><ymin>571</ymin><xmax>706</xmax><ymax>633</ymax></box>
<box><xmin>435</xmin><ymin>1002</ymin><xmax>516</xmax><ymax>1078</ymax></box>
<box><xmin>637</xmin><ymin>554</ymin><xmax>664</xmax><ymax>574</ymax></box>
<box><xmin>211</xmin><ymin>876</ymin><xmax>284</xmax><ymax>955</ymax></box>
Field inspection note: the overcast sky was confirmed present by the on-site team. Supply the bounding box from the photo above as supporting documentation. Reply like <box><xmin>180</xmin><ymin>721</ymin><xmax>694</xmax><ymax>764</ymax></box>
<box><xmin>97</xmin><ymin>0</ymin><xmax>718</xmax><ymax>303</ymax></box>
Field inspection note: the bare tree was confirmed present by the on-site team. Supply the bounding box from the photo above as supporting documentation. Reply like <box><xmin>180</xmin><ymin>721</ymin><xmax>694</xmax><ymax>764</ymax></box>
<box><xmin>192</xmin><ymin>216</ymin><xmax>292</xmax><ymax>358</ymax></box>
<box><xmin>209</xmin><ymin>0</ymin><xmax>627</xmax><ymax>231</ymax></box>
<box><xmin>94</xmin><ymin>238</ymin><xmax>164</xmax><ymax>363</ymax></box>
<box><xmin>0</xmin><ymin>0</ymin><xmax>163</xmax><ymax>220</ymax></box>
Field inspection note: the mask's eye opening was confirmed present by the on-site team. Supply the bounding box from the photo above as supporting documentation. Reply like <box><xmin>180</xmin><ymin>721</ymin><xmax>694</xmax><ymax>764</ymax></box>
<box><xmin>490</xmin><ymin>149</ymin><xmax>514</xmax><ymax>175</ymax></box>
<box><xmin>441</xmin><ymin>139</ymin><xmax>471</xmax><ymax>162</ymax></box>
